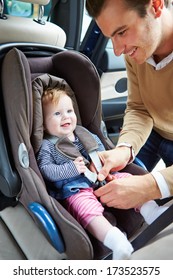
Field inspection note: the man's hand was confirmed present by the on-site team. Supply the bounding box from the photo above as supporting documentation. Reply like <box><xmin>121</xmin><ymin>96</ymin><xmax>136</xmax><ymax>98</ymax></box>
<box><xmin>94</xmin><ymin>173</ymin><xmax>162</xmax><ymax>209</ymax></box>
<box><xmin>97</xmin><ymin>146</ymin><xmax>131</xmax><ymax>181</ymax></box>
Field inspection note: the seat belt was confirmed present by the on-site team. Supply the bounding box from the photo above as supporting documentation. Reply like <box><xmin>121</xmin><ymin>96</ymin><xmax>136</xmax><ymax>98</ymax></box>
<box><xmin>131</xmin><ymin>202</ymin><xmax>173</xmax><ymax>251</ymax></box>
<box><xmin>88</xmin><ymin>150</ymin><xmax>107</xmax><ymax>187</ymax></box>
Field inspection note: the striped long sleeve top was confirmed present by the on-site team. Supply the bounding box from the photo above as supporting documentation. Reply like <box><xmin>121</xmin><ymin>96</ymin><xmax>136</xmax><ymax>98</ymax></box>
<box><xmin>36</xmin><ymin>133</ymin><xmax>105</xmax><ymax>182</ymax></box>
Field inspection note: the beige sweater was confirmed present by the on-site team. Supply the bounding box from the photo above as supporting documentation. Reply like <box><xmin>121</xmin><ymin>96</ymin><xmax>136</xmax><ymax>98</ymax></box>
<box><xmin>117</xmin><ymin>55</ymin><xmax>173</xmax><ymax>193</ymax></box>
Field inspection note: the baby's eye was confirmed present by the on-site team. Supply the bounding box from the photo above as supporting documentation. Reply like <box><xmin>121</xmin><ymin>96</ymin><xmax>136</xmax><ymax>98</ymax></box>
<box><xmin>67</xmin><ymin>109</ymin><xmax>73</xmax><ymax>113</ymax></box>
<box><xmin>54</xmin><ymin>112</ymin><xmax>60</xmax><ymax>116</ymax></box>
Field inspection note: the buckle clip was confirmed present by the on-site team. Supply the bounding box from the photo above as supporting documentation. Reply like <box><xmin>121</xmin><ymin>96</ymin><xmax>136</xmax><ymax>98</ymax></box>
<box><xmin>93</xmin><ymin>179</ymin><xmax>107</xmax><ymax>190</ymax></box>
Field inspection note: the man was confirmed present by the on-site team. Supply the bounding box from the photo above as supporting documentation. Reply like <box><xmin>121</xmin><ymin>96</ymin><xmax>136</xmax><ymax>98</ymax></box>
<box><xmin>86</xmin><ymin>0</ymin><xmax>173</xmax><ymax>210</ymax></box>
<box><xmin>85</xmin><ymin>0</ymin><xmax>173</xmax><ymax>260</ymax></box>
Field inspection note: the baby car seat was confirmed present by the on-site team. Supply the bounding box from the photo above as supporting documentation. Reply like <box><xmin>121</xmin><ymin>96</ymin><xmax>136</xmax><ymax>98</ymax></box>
<box><xmin>0</xmin><ymin>44</ymin><xmax>146</xmax><ymax>259</ymax></box>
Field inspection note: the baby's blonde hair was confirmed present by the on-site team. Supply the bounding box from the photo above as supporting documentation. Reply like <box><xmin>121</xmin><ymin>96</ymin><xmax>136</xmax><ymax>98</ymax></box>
<box><xmin>42</xmin><ymin>87</ymin><xmax>66</xmax><ymax>105</ymax></box>
<box><xmin>42</xmin><ymin>83</ymin><xmax>73</xmax><ymax>106</ymax></box>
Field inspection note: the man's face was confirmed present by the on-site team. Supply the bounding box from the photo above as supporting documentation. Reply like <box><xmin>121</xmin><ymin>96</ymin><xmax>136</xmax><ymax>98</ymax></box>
<box><xmin>96</xmin><ymin>0</ymin><xmax>162</xmax><ymax>64</ymax></box>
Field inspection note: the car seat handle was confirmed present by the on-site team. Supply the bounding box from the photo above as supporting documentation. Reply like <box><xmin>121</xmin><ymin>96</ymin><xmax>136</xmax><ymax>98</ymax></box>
<box><xmin>28</xmin><ymin>202</ymin><xmax>65</xmax><ymax>253</ymax></box>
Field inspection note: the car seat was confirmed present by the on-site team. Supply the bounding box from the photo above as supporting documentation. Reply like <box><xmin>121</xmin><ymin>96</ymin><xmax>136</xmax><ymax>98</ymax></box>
<box><xmin>0</xmin><ymin>44</ymin><xmax>147</xmax><ymax>260</ymax></box>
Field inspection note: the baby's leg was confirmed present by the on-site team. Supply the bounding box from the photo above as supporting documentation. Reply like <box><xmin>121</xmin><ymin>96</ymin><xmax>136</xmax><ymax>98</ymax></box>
<box><xmin>86</xmin><ymin>216</ymin><xmax>133</xmax><ymax>260</ymax></box>
<box><xmin>65</xmin><ymin>188</ymin><xmax>133</xmax><ymax>259</ymax></box>
<box><xmin>111</xmin><ymin>171</ymin><xmax>132</xmax><ymax>179</ymax></box>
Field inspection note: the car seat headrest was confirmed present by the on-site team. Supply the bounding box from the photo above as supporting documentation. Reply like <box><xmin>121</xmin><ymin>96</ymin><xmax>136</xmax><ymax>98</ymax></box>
<box><xmin>0</xmin><ymin>0</ymin><xmax>66</xmax><ymax>47</ymax></box>
<box><xmin>32</xmin><ymin>73</ymin><xmax>82</xmax><ymax>154</ymax></box>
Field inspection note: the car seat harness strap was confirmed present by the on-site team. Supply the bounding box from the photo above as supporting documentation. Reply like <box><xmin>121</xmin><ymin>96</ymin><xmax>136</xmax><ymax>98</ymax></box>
<box><xmin>44</xmin><ymin>125</ymin><xmax>106</xmax><ymax>187</ymax></box>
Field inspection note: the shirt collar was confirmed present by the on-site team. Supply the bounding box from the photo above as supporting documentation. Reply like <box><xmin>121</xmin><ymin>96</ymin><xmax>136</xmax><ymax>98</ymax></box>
<box><xmin>146</xmin><ymin>51</ymin><xmax>173</xmax><ymax>70</ymax></box>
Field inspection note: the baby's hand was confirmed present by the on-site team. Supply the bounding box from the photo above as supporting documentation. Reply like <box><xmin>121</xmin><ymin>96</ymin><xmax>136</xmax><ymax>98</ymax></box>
<box><xmin>74</xmin><ymin>157</ymin><xmax>86</xmax><ymax>174</ymax></box>
<box><xmin>88</xmin><ymin>161</ymin><xmax>97</xmax><ymax>173</ymax></box>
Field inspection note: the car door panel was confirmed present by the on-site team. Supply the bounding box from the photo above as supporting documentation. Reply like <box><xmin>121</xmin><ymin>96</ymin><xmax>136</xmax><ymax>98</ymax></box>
<box><xmin>102</xmin><ymin>96</ymin><xmax>127</xmax><ymax>145</ymax></box>
<box><xmin>98</xmin><ymin>48</ymin><xmax>128</xmax><ymax>145</ymax></box>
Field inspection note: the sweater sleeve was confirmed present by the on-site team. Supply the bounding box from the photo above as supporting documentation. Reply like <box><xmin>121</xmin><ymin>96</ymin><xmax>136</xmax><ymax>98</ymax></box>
<box><xmin>117</xmin><ymin>56</ymin><xmax>154</xmax><ymax>155</ymax></box>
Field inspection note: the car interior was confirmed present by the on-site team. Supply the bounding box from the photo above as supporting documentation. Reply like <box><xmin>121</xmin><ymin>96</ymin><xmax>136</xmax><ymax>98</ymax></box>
<box><xmin>0</xmin><ymin>0</ymin><xmax>172</xmax><ymax>261</ymax></box>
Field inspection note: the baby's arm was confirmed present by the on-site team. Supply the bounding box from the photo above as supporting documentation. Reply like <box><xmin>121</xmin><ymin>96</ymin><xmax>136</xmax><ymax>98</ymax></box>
<box><xmin>37</xmin><ymin>144</ymin><xmax>81</xmax><ymax>182</ymax></box>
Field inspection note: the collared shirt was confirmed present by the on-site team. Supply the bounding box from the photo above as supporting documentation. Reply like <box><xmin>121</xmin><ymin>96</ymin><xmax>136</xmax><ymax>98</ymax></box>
<box><xmin>147</xmin><ymin>51</ymin><xmax>173</xmax><ymax>70</ymax></box>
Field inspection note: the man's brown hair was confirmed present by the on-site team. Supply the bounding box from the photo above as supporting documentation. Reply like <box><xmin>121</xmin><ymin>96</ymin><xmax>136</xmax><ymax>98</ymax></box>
<box><xmin>86</xmin><ymin>0</ymin><xmax>171</xmax><ymax>18</ymax></box>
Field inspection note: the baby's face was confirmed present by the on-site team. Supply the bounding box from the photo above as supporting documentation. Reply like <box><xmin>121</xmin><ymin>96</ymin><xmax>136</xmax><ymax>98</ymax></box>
<box><xmin>43</xmin><ymin>94</ymin><xmax>77</xmax><ymax>140</ymax></box>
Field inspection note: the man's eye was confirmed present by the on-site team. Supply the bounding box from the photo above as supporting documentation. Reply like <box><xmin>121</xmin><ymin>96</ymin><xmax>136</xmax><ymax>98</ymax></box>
<box><xmin>118</xmin><ymin>30</ymin><xmax>126</xmax><ymax>36</ymax></box>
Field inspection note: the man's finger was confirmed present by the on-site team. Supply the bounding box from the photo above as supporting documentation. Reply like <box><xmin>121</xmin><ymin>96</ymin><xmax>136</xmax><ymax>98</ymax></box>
<box><xmin>97</xmin><ymin>164</ymin><xmax>112</xmax><ymax>181</ymax></box>
<box><xmin>94</xmin><ymin>183</ymin><xmax>109</xmax><ymax>196</ymax></box>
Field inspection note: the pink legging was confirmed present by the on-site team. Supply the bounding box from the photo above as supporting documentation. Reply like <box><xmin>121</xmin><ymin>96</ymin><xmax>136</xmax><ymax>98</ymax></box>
<box><xmin>64</xmin><ymin>172</ymin><xmax>131</xmax><ymax>228</ymax></box>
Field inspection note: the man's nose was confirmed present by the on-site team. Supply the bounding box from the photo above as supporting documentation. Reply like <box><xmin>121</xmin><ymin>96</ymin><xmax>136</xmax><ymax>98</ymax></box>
<box><xmin>112</xmin><ymin>39</ymin><xmax>125</xmax><ymax>56</ymax></box>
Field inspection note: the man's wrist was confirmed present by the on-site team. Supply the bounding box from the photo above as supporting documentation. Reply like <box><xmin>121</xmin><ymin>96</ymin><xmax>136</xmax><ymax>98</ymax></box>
<box><xmin>116</xmin><ymin>142</ymin><xmax>135</xmax><ymax>164</ymax></box>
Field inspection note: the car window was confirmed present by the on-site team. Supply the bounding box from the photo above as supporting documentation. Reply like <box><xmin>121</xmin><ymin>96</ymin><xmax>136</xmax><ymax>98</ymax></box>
<box><xmin>81</xmin><ymin>2</ymin><xmax>91</xmax><ymax>41</ymax></box>
<box><xmin>6</xmin><ymin>0</ymin><xmax>32</xmax><ymax>17</ymax></box>
<box><xmin>4</xmin><ymin>0</ymin><xmax>51</xmax><ymax>19</ymax></box>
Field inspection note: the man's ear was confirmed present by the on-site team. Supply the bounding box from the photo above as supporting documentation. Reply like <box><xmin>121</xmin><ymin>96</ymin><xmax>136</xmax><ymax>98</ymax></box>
<box><xmin>152</xmin><ymin>0</ymin><xmax>164</xmax><ymax>18</ymax></box>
